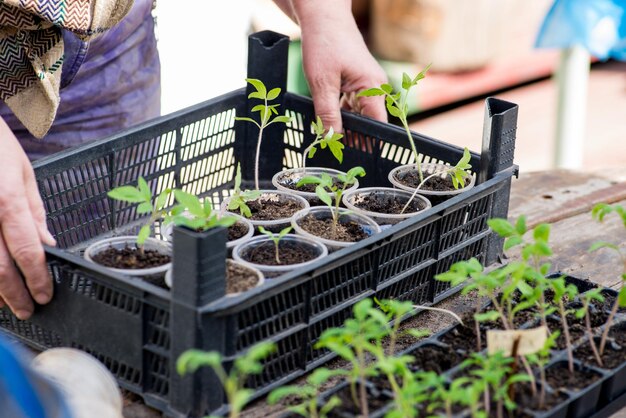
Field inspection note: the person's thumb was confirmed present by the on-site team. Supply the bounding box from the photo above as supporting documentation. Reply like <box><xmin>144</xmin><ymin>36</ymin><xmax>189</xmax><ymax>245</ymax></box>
<box><xmin>309</xmin><ymin>76</ymin><xmax>343</xmax><ymax>133</ymax></box>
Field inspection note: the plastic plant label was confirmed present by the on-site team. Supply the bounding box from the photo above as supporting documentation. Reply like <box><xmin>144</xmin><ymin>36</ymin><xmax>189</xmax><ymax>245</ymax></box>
<box><xmin>486</xmin><ymin>326</ymin><xmax>548</xmax><ymax>356</ymax></box>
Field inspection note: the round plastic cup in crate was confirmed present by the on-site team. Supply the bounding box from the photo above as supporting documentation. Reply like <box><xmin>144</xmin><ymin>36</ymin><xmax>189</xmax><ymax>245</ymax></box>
<box><xmin>342</xmin><ymin>187</ymin><xmax>432</xmax><ymax>227</ymax></box>
<box><xmin>272</xmin><ymin>167</ymin><xmax>359</xmax><ymax>205</ymax></box>
<box><xmin>291</xmin><ymin>206</ymin><xmax>381</xmax><ymax>252</ymax></box>
<box><xmin>165</xmin><ymin>259</ymin><xmax>264</xmax><ymax>296</ymax></box>
<box><xmin>232</xmin><ymin>234</ymin><xmax>328</xmax><ymax>278</ymax></box>
<box><xmin>162</xmin><ymin>212</ymin><xmax>254</xmax><ymax>251</ymax></box>
<box><xmin>221</xmin><ymin>190</ymin><xmax>309</xmax><ymax>233</ymax></box>
<box><xmin>83</xmin><ymin>236</ymin><xmax>172</xmax><ymax>277</ymax></box>
<box><xmin>388</xmin><ymin>163</ymin><xmax>476</xmax><ymax>205</ymax></box>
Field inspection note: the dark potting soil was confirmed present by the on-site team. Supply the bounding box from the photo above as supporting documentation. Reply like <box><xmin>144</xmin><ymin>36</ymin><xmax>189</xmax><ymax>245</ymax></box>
<box><xmin>545</xmin><ymin>362</ymin><xmax>602</xmax><ymax>391</ymax></box>
<box><xmin>409</xmin><ymin>344</ymin><xmax>462</xmax><ymax>373</ymax></box>
<box><xmin>328</xmin><ymin>383</ymin><xmax>390</xmax><ymax>417</ymax></box>
<box><xmin>92</xmin><ymin>246</ymin><xmax>171</xmax><ymax>269</ymax></box>
<box><xmin>513</xmin><ymin>382</ymin><xmax>569</xmax><ymax>412</ymax></box>
<box><xmin>228</xmin><ymin>221</ymin><xmax>249</xmax><ymax>241</ymax></box>
<box><xmin>247</xmin><ymin>197</ymin><xmax>303</xmax><ymax>221</ymax></box>
<box><xmin>439</xmin><ymin>322</ymin><xmax>485</xmax><ymax>354</ymax></box>
<box><xmin>244</xmin><ymin>240</ymin><xmax>318</xmax><ymax>266</ymax></box>
<box><xmin>280</xmin><ymin>176</ymin><xmax>344</xmax><ymax>194</ymax></box>
<box><xmin>298</xmin><ymin>215</ymin><xmax>369</xmax><ymax>242</ymax></box>
<box><xmin>394</xmin><ymin>170</ymin><xmax>468</xmax><ymax>191</ymax></box>
<box><xmin>354</xmin><ymin>193</ymin><xmax>427</xmax><ymax>215</ymax></box>
<box><xmin>226</xmin><ymin>262</ymin><xmax>259</xmax><ymax>294</ymax></box>
<box><xmin>547</xmin><ymin>316</ymin><xmax>586</xmax><ymax>350</ymax></box>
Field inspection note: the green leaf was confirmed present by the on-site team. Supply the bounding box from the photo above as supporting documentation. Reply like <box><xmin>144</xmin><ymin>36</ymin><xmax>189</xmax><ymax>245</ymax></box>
<box><xmin>515</xmin><ymin>215</ymin><xmax>527</xmax><ymax>235</ymax></box>
<box><xmin>357</xmin><ymin>87</ymin><xmax>385</xmax><ymax>97</ymax></box>
<box><xmin>271</xmin><ymin>115</ymin><xmax>294</xmax><ymax>125</ymax></box>
<box><xmin>267</xmin><ymin>386</ymin><xmax>301</xmax><ymax>404</ymax></box>
<box><xmin>137</xmin><ymin>177</ymin><xmax>151</xmax><ymax>202</ymax></box>
<box><xmin>231</xmin><ymin>389</ymin><xmax>254</xmax><ymax>412</ymax></box>
<box><xmin>474</xmin><ymin>310</ymin><xmax>500</xmax><ymax>322</ymax></box>
<box><xmin>136</xmin><ymin>202</ymin><xmax>153</xmax><ymax>215</ymax></box>
<box><xmin>619</xmin><ymin>287</ymin><xmax>626</xmax><ymax>307</ymax></box>
<box><xmin>387</xmin><ymin>102</ymin><xmax>402</xmax><ymax>118</ymax></box>
<box><xmin>456</xmin><ymin>147</ymin><xmax>472</xmax><ymax>170</ymax></box>
<box><xmin>251</xmin><ymin>104</ymin><xmax>266</xmax><ymax>113</ymax></box>
<box><xmin>266</xmin><ymin>87</ymin><xmax>281</xmax><ymax>101</ymax></box>
<box><xmin>487</xmin><ymin>218</ymin><xmax>516</xmax><ymax>237</ymax></box>
<box><xmin>234</xmin><ymin>116</ymin><xmax>260</xmax><ymax>128</ymax></box>
<box><xmin>174</xmin><ymin>190</ymin><xmax>204</xmax><ymax>218</ymax></box>
<box><xmin>533</xmin><ymin>223</ymin><xmax>550</xmax><ymax>242</ymax></box>
<box><xmin>176</xmin><ymin>350</ymin><xmax>221</xmax><ymax>375</ymax></box>
<box><xmin>307</xmin><ymin>147</ymin><xmax>317</xmax><ymax>159</ymax></box>
<box><xmin>316</xmin><ymin>186</ymin><xmax>333</xmax><ymax>207</ymax></box>
<box><xmin>328</xmin><ymin>141</ymin><xmax>344</xmax><ymax>164</ymax></box>
<box><xmin>245</xmin><ymin>78</ymin><xmax>267</xmax><ymax>97</ymax></box>
<box><xmin>504</xmin><ymin>235</ymin><xmax>523</xmax><ymax>250</ymax></box>
<box><xmin>107</xmin><ymin>186</ymin><xmax>145</xmax><ymax>203</ymax></box>
<box><xmin>155</xmin><ymin>189</ymin><xmax>171</xmax><ymax>212</ymax></box>
<box><xmin>401</xmin><ymin>73</ymin><xmax>412</xmax><ymax>90</ymax></box>
<box><xmin>137</xmin><ymin>224</ymin><xmax>151</xmax><ymax>246</ymax></box>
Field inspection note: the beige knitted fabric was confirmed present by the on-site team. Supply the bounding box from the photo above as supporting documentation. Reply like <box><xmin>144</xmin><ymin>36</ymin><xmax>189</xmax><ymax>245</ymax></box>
<box><xmin>0</xmin><ymin>0</ymin><xmax>134</xmax><ymax>138</ymax></box>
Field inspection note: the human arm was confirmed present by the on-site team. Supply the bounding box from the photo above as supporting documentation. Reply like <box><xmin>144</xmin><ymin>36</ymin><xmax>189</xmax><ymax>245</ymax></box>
<box><xmin>272</xmin><ymin>0</ymin><xmax>387</xmax><ymax>132</ymax></box>
<box><xmin>0</xmin><ymin>118</ymin><xmax>56</xmax><ymax>319</ymax></box>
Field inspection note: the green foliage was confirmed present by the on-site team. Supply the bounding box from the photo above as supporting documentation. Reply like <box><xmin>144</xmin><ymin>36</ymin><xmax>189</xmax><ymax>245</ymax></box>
<box><xmin>304</xmin><ymin>116</ymin><xmax>345</xmax><ymax>166</ymax></box>
<box><xmin>258</xmin><ymin>226</ymin><xmax>292</xmax><ymax>264</ymax></box>
<box><xmin>107</xmin><ymin>176</ymin><xmax>171</xmax><ymax>246</ymax></box>
<box><xmin>227</xmin><ymin>164</ymin><xmax>261</xmax><ymax>218</ymax></box>
<box><xmin>177</xmin><ymin>341</ymin><xmax>275</xmax><ymax>418</ymax></box>
<box><xmin>269</xmin><ymin>368</ymin><xmax>344</xmax><ymax>418</ymax></box>
<box><xmin>297</xmin><ymin>167</ymin><xmax>366</xmax><ymax>237</ymax></box>
<box><xmin>235</xmin><ymin>79</ymin><xmax>294</xmax><ymax>190</ymax></box>
<box><xmin>169</xmin><ymin>190</ymin><xmax>237</xmax><ymax>232</ymax></box>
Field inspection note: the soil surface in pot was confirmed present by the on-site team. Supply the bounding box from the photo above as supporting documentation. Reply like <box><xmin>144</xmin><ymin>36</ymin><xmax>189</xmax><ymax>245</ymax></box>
<box><xmin>244</xmin><ymin>240</ymin><xmax>318</xmax><ymax>266</ymax></box>
<box><xmin>226</xmin><ymin>262</ymin><xmax>259</xmax><ymax>293</ymax></box>
<box><xmin>92</xmin><ymin>246</ymin><xmax>171</xmax><ymax>269</ymax></box>
<box><xmin>353</xmin><ymin>193</ymin><xmax>427</xmax><ymax>215</ymax></box>
<box><xmin>409</xmin><ymin>344</ymin><xmax>461</xmax><ymax>373</ymax></box>
<box><xmin>298</xmin><ymin>215</ymin><xmax>369</xmax><ymax>242</ymax></box>
<box><xmin>248</xmin><ymin>197</ymin><xmax>302</xmax><ymax>221</ymax></box>
<box><xmin>547</xmin><ymin>316</ymin><xmax>586</xmax><ymax>350</ymax></box>
<box><xmin>513</xmin><ymin>382</ymin><xmax>569</xmax><ymax>413</ymax></box>
<box><xmin>395</xmin><ymin>169</ymin><xmax>468</xmax><ymax>191</ymax></box>
<box><xmin>328</xmin><ymin>382</ymin><xmax>390</xmax><ymax>417</ymax></box>
<box><xmin>228</xmin><ymin>221</ymin><xmax>249</xmax><ymax>241</ymax></box>
<box><xmin>279</xmin><ymin>176</ymin><xmax>344</xmax><ymax>193</ymax></box>
<box><xmin>575</xmin><ymin>325</ymin><xmax>626</xmax><ymax>369</ymax></box>
<box><xmin>545</xmin><ymin>363</ymin><xmax>602</xmax><ymax>391</ymax></box>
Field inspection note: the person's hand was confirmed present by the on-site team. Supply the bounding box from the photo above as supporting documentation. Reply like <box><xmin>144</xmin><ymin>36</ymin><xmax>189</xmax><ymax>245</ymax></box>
<box><xmin>291</xmin><ymin>0</ymin><xmax>388</xmax><ymax>132</ymax></box>
<box><xmin>0</xmin><ymin>118</ymin><xmax>56</xmax><ymax>320</ymax></box>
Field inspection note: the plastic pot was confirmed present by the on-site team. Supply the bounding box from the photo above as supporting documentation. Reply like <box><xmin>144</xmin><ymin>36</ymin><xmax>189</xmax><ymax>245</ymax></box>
<box><xmin>545</xmin><ymin>360</ymin><xmax>606</xmax><ymax>418</ymax></box>
<box><xmin>272</xmin><ymin>167</ymin><xmax>359</xmax><ymax>206</ymax></box>
<box><xmin>221</xmin><ymin>190</ymin><xmax>309</xmax><ymax>233</ymax></box>
<box><xmin>162</xmin><ymin>212</ymin><xmax>254</xmax><ymax>252</ymax></box>
<box><xmin>84</xmin><ymin>236</ymin><xmax>172</xmax><ymax>277</ymax></box>
<box><xmin>342</xmin><ymin>187</ymin><xmax>431</xmax><ymax>227</ymax></box>
<box><xmin>388</xmin><ymin>163</ymin><xmax>476</xmax><ymax>205</ymax></box>
<box><xmin>291</xmin><ymin>206</ymin><xmax>381</xmax><ymax>252</ymax></box>
<box><xmin>318</xmin><ymin>380</ymin><xmax>393</xmax><ymax>418</ymax></box>
<box><xmin>165</xmin><ymin>259</ymin><xmax>264</xmax><ymax>296</ymax></box>
<box><xmin>232</xmin><ymin>234</ymin><xmax>328</xmax><ymax>278</ymax></box>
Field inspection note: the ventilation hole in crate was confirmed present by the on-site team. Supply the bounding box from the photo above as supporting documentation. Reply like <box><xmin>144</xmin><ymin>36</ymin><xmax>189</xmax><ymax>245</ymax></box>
<box><xmin>236</xmin><ymin>286</ymin><xmax>306</xmax><ymax>351</ymax></box>
<box><xmin>72</xmin><ymin>344</ymin><xmax>142</xmax><ymax>386</ymax></box>
<box><xmin>344</xmin><ymin>130</ymin><xmax>375</xmax><ymax>155</ymax></box>
<box><xmin>307</xmin><ymin>305</ymin><xmax>354</xmax><ymax>363</ymax></box>
<box><xmin>310</xmin><ymin>258</ymin><xmax>373</xmax><ymax>317</ymax></box>
<box><xmin>376</xmin><ymin>268</ymin><xmax>431</xmax><ymax>304</ymax></box>
<box><xmin>432</xmin><ymin>239</ymin><xmax>487</xmax><ymax>297</ymax></box>
<box><xmin>376</xmin><ymin>223</ymin><xmax>437</xmax><ymax>285</ymax></box>
<box><xmin>247</xmin><ymin>330</ymin><xmax>304</xmax><ymax>389</ymax></box>
<box><xmin>180</xmin><ymin>149</ymin><xmax>235</xmax><ymax>196</ymax></box>
<box><xmin>0</xmin><ymin>312</ymin><xmax>63</xmax><ymax>348</ymax></box>
<box><xmin>284</xmin><ymin>127</ymin><xmax>304</xmax><ymax>149</ymax></box>
<box><xmin>145</xmin><ymin>306</ymin><xmax>170</xmax><ymax>349</ymax></box>
<box><xmin>282</xmin><ymin>148</ymin><xmax>301</xmax><ymax>170</ymax></box>
<box><xmin>439</xmin><ymin>195</ymin><xmax>492</xmax><ymax>252</ymax></box>
<box><xmin>146</xmin><ymin>351</ymin><xmax>169</xmax><ymax>396</ymax></box>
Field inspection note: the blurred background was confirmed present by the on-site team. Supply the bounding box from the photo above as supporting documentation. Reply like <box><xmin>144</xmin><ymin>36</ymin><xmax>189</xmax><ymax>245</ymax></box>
<box><xmin>155</xmin><ymin>0</ymin><xmax>626</xmax><ymax>176</ymax></box>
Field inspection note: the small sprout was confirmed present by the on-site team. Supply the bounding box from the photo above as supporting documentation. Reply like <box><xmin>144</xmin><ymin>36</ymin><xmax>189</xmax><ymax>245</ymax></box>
<box><xmin>550</xmin><ymin>276</ymin><xmax>579</xmax><ymax>374</ymax></box>
<box><xmin>235</xmin><ymin>79</ymin><xmax>294</xmax><ymax>190</ymax></box>
<box><xmin>576</xmin><ymin>288</ymin><xmax>605</xmax><ymax>367</ymax></box>
<box><xmin>297</xmin><ymin>166</ymin><xmax>365</xmax><ymax>238</ymax></box>
<box><xmin>107</xmin><ymin>176</ymin><xmax>171</xmax><ymax>247</ymax></box>
<box><xmin>228</xmin><ymin>164</ymin><xmax>261</xmax><ymax>218</ymax></box>
<box><xmin>169</xmin><ymin>190</ymin><xmax>237</xmax><ymax>231</ymax></box>
<box><xmin>176</xmin><ymin>341</ymin><xmax>276</xmax><ymax>418</ymax></box>
<box><xmin>258</xmin><ymin>226</ymin><xmax>292</xmax><ymax>264</ymax></box>
<box><xmin>302</xmin><ymin>116</ymin><xmax>345</xmax><ymax>169</ymax></box>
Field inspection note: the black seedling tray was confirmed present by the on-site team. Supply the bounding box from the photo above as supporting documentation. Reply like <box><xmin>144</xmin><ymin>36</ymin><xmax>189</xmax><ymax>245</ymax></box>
<box><xmin>0</xmin><ymin>31</ymin><xmax>519</xmax><ymax>417</ymax></box>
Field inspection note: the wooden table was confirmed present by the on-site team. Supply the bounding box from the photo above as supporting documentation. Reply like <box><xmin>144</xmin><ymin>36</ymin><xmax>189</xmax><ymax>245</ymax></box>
<box><xmin>124</xmin><ymin>169</ymin><xmax>626</xmax><ymax>418</ymax></box>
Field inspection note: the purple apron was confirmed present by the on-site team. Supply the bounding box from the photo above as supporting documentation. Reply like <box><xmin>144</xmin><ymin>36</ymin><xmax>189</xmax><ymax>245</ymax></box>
<box><xmin>0</xmin><ymin>0</ymin><xmax>160</xmax><ymax>160</ymax></box>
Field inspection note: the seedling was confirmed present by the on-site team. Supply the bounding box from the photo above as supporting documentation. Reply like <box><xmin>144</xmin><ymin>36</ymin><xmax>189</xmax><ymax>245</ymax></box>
<box><xmin>358</xmin><ymin>67</ymin><xmax>430</xmax><ymax>183</ymax></box>
<box><xmin>258</xmin><ymin>226</ymin><xmax>292</xmax><ymax>264</ymax></box>
<box><xmin>169</xmin><ymin>190</ymin><xmax>237</xmax><ymax>231</ymax></box>
<box><xmin>227</xmin><ymin>164</ymin><xmax>261</xmax><ymax>218</ymax></box>
<box><xmin>235</xmin><ymin>79</ymin><xmax>294</xmax><ymax>190</ymax></box>
<box><xmin>176</xmin><ymin>341</ymin><xmax>275</xmax><ymax>418</ymax></box>
<box><xmin>297</xmin><ymin>166</ymin><xmax>365</xmax><ymax>238</ymax></box>
<box><xmin>590</xmin><ymin>203</ymin><xmax>626</xmax><ymax>355</ymax></box>
<box><xmin>315</xmin><ymin>299</ymin><xmax>388</xmax><ymax>418</ymax></box>
<box><xmin>527</xmin><ymin>330</ymin><xmax>559</xmax><ymax>409</ymax></box>
<box><xmin>269</xmin><ymin>368</ymin><xmax>343</xmax><ymax>418</ymax></box>
<box><xmin>423</xmin><ymin>372</ymin><xmax>472</xmax><ymax>418</ymax></box>
<box><xmin>107</xmin><ymin>176</ymin><xmax>171</xmax><ymax>248</ymax></box>
<box><xmin>575</xmin><ymin>288</ymin><xmax>605</xmax><ymax>366</ymax></box>
<box><xmin>302</xmin><ymin>116</ymin><xmax>344</xmax><ymax>170</ymax></box>
<box><xmin>400</xmin><ymin>147</ymin><xmax>472</xmax><ymax>214</ymax></box>
<box><xmin>375</xmin><ymin>298</ymin><xmax>429</xmax><ymax>355</ymax></box>
<box><xmin>549</xmin><ymin>276</ymin><xmax>579</xmax><ymax>374</ymax></box>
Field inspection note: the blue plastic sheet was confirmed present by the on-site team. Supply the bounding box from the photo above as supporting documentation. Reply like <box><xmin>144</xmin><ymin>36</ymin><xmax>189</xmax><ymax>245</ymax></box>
<box><xmin>536</xmin><ymin>0</ymin><xmax>626</xmax><ymax>60</ymax></box>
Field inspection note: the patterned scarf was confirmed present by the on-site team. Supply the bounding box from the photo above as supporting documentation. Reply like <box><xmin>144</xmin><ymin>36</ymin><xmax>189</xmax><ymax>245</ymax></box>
<box><xmin>0</xmin><ymin>0</ymin><xmax>133</xmax><ymax>138</ymax></box>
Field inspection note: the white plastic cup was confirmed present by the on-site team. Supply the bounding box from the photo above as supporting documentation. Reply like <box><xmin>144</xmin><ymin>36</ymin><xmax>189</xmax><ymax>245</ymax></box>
<box><xmin>342</xmin><ymin>187</ymin><xmax>432</xmax><ymax>226</ymax></box>
<box><xmin>161</xmin><ymin>212</ymin><xmax>254</xmax><ymax>250</ymax></box>
<box><xmin>272</xmin><ymin>167</ymin><xmax>359</xmax><ymax>205</ymax></box>
<box><xmin>388</xmin><ymin>163</ymin><xmax>476</xmax><ymax>201</ymax></box>
<box><xmin>83</xmin><ymin>236</ymin><xmax>171</xmax><ymax>277</ymax></box>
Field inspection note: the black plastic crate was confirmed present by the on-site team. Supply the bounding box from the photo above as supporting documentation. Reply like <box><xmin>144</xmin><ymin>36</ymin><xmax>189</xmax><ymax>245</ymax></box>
<box><xmin>0</xmin><ymin>31</ymin><xmax>519</xmax><ymax>417</ymax></box>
